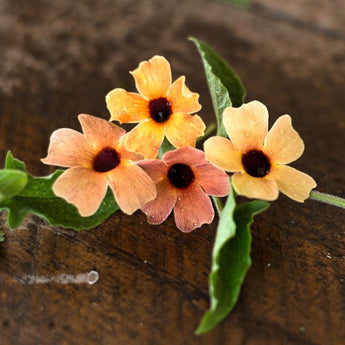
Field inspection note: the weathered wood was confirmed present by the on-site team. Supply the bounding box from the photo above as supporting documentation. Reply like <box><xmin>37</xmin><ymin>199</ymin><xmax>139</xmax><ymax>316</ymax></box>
<box><xmin>0</xmin><ymin>0</ymin><xmax>344</xmax><ymax>344</ymax></box>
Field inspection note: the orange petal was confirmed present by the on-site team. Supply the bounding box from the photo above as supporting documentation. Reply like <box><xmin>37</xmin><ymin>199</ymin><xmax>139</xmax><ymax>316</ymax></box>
<box><xmin>53</xmin><ymin>167</ymin><xmax>108</xmax><ymax>216</ymax></box>
<box><xmin>193</xmin><ymin>163</ymin><xmax>230</xmax><ymax>196</ymax></box>
<box><xmin>41</xmin><ymin>128</ymin><xmax>94</xmax><ymax>168</ymax></box>
<box><xmin>125</xmin><ymin>120</ymin><xmax>164</xmax><ymax>159</ymax></box>
<box><xmin>138</xmin><ymin>159</ymin><xmax>168</xmax><ymax>183</ymax></box>
<box><xmin>167</xmin><ymin>76</ymin><xmax>201</xmax><ymax>114</ymax></box>
<box><xmin>174</xmin><ymin>184</ymin><xmax>214</xmax><ymax>232</ymax></box>
<box><xmin>108</xmin><ymin>162</ymin><xmax>157</xmax><ymax>215</ymax></box>
<box><xmin>269</xmin><ymin>164</ymin><xmax>317</xmax><ymax>202</ymax></box>
<box><xmin>141</xmin><ymin>179</ymin><xmax>177</xmax><ymax>224</ymax></box>
<box><xmin>164</xmin><ymin>113</ymin><xmax>205</xmax><ymax>149</ymax></box>
<box><xmin>131</xmin><ymin>56</ymin><xmax>171</xmax><ymax>99</ymax></box>
<box><xmin>264</xmin><ymin>115</ymin><xmax>305</xmax><ymax>164</ymax></box>
<box><xmin>223</xmin><ymin>100</ymin><xmax>268</xmax><ymax>152</ymax></box>
<box><xmin>106</xmin><ymin>88</ymin><xmax>149</xmax><ymax>123</ymax></box>
<box><xmin>232</xmin><ymin>172</ymin><xmax>279</xmax><ymax>200</ymax></box>
<box><xmin>163</xmin><ymin>146</ymin><xmax>206</xmax><ymax>166</ymax></box>
<box><xmin>78</xmin><ymin>114</ymin><xmax>125</xmax><ymax>151</ymax></box>
<box><xmin>204</xmin><ymin>136</ymin><xmax>242</xmax><ymax>172</ymax></box>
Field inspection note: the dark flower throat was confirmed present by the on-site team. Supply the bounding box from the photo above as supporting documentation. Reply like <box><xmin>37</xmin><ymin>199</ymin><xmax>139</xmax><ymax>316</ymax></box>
<box><xmin>149</xmin><ymin>97</ymin><xmax>172</xmax><ymax>123</ymax></box>
<box><xmin>93</xmin><ymin>147</ymin><xmax>120</xmax><ymax>172</ymax></box>
<box><xmin>168</xmin><ymin>163</ymin><xmax>195</xmax><ymax>189</ymax></box>
<box><xmin>242</xmin><ymin>150</ymin><xmax>271</xmax><ymax>178</ymax></box>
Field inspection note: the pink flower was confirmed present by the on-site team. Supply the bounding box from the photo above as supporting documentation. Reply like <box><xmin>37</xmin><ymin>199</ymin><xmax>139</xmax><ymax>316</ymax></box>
<box><xmin>42</xmin><ymin>114</ymin><xmax>156</xmax><ymax>216</ymax></box>
<box><xmin>138</xmin><ymin>146</ymin><xmax>230</xmax><ymax>232</ymax></box>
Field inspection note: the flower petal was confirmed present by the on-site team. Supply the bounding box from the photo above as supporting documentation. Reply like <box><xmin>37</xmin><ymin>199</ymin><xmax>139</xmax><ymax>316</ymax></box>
<box><xmin>269</xmin><ymin>164</ymin><xmax>317</xmax><ymax>202</ymax></box>
<box><xmin>131</xmin><ymin>56</ymin><xmax>171</xmax><ymax>99</ymax></box>
<box><xmin>204</xmin><ymin>136</ymin><xmax>242</xmax><ymax>172</ymax></box>
<box><xmin>264</xmin><ymin>115</ymin><xmax>305</xmax><ymax>164</ymax></box>
<box><xmin>232</xmin><ymin>172</ymin><xmax>279</xmax><ymax>201</ymax></box>
<box><xmin>163</xmin><ymin>146</ymin><xmax>206</xmax><ymax>166</ymax></box>
<box><xmin>167</xmin><ymin>76</ymin><xmax>201</xmax><ymax>114</ymax></box>
<box><xmin>41</xmin><ymin>128</ymin><xmax>94</xmax><ymax>168</ymax></box>
<box><xmin>78</xmin><ymin>114</ymin><xmax>125</xmax><ymax>151</ymax></box>
<box><xmin>106</xmin><ymin>89</ymin><xmax>149</xmax><ymax>123</ymax></box>
<box><xmin>125</xmin><ymin>120</ymin><xmax>164</xmax><ymax>159</ymax></box>
<box><xmin>193</xmin><ymin>163</ymin><xmax>230</xmax><ymax>196</ymax></box>
<box><xmin>141</xmin><ymin>179</ymin><xmax>177</xmax><ymax>225</ymax></box>
<box><xmin>53</xmin><ymin>167</ymin><xmax>108</xmax><ymax>216</ymax></box>
<box><xmin>165</xmin><ymin>113</ymin><xmax>205</xmax><ymax>149</ymax></box>
<box><xmin>108</xmin><ymin>162</ymin><xmax>157</xmax><ymax>215</ymax></box>
<box><xmin>138</xmin><ymin>159</ymin><xmax>168</xmax><ymax>183</ymax></box>
<box><xmin>223</xmin><ymin>100</ymin><xmax>269</xmax><ymax>152</ymax></box>
<box><xmin>174</xmin><ymin>184</ymin><xmax>214</xmax><ymax>232</ymax></box>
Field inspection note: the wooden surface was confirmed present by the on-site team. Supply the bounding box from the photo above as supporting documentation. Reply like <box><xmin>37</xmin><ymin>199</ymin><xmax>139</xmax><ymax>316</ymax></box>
<box><xmin>1</xmin><ymin>0</ymin><xmax>345</xmax><ymax>344</ymax></box>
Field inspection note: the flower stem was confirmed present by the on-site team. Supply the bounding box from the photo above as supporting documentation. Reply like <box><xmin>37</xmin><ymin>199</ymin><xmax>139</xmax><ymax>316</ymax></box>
<box><xmin>309</xmin><ymin>190</ymin><xmax>345</xmax><ymax>209</ymax></box>
<box><xmin>212</xmin><ymin>196</ymin><xmax>224</xmax><ymax>216</ymax></box>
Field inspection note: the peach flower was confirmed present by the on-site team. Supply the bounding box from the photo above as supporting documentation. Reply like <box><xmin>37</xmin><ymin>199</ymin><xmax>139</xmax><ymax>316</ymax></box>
<box><xmin>106</xmin><ymin>56</ymin><xmax>206</xmax><ymax>158</ymax></box>
<box><xmin>42</xmin><ymin>114</ymin><xmax>156</xmax><ymax>216</ymax></box>
<box><xmin>138</xmin><ymin>146</ymin><xmax>229</xmax><ymax>232</ymax></box>
<box><xmin>204</xmin><ymin>101</ymin><xmax>317</xmax><ymax>202</ymax></box>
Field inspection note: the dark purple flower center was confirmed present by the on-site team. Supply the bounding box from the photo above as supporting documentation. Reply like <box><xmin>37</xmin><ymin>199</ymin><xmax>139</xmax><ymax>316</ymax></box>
<box><xmin>242</xmin><ymin>150</ymin><xmax>271</xmax><ymax>178</ymax></box>
<box><xmin>93</xmin><ymin>147</ymin><xmax>120</xmax><ymax>173</ymax></box>
<box><xmin>149</xmin><ymin>97</ymin><xmax>172</xmax><ymax>123</ymax></box>
<box><xmin>168</xmin><ymin>163</ymin><xmax>195</xmax><ymax>189</ymax></box>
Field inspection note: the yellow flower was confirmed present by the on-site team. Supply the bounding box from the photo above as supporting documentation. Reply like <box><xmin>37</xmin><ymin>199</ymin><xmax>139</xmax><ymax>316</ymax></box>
<box><xmin>204</xmin><ymin>101</ymin><xmax>317</xmax><ymax>202</ymax></box>
<box><xmin>106</xmin><ymin>56</ymin><xmax>206</xmax><ymax>158</ymax></box>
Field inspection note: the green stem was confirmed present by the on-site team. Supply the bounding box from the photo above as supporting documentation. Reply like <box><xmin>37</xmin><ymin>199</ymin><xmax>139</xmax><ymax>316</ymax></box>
<box><xmin>212</xmin><ymin>196</ymin><xmax>224</xmax><ymax>216</ymax></box>
<box><xmin>309</xmin><ymin>190</ymin><xmax>345</xmax><ymax>209</ymax></box>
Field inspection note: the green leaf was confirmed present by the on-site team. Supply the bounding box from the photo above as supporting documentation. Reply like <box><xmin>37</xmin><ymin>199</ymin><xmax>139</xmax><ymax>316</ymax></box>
<box><xmin>0</xmin><ymin>169</ymin><xmax>28</xmax><ymax>203</ymax></box>
<box><xmin>221</xmin><ymin>0</ymin><xmax>251</xmax><ymax>9</ymax></box>
<box><xmin>0</xmin><ymin>231</ymin><xmax>5</xmax><ymax>242</ymax></box>
<box><xmin>4</xmin><ymin>151</ymin><xmax>26</xmax><ymax>171</ymax></box>
<box><xmin>158</xmin><ymin>138</ymin><xmax>175</xmax><ymax>159</ymax></box>
<box><xmin>190</xmin><ymin>37</ymin><xmax>246</xmax><ymax>137</ymax></box>
<box><xmin>0</xmin><ymin>153</ymin><xmax>119</xmax><ymax>230</ymax></box>
<box><xmin>196</xmin><ymin>195</ymin><xmax>269</xmax><ymax>334</ymax></box>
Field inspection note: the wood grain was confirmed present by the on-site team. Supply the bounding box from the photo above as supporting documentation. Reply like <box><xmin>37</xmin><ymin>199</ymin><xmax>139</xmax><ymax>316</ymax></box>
<box><xmin>1</xmin><ymin>0</ymin><xmax>344</xmax><ymax>344</ymax></box>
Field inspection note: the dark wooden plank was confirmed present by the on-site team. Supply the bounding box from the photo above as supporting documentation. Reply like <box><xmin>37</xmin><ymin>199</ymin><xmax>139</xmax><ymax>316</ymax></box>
<box><xmin>0</xmin><ymin>1</ymin><xmax>344</xmax><ymax>344</ymax></box>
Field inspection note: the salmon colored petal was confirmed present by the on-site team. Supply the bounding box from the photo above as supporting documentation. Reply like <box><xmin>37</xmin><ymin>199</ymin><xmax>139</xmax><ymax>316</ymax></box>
<box><xmin>232</xmin><ymin>172</ymin><xmax>279</xmax><ymax>201</ymax></box>
<box><xmin>138</xmin><ymin>159</ymin><xmax>168</xmax><ymax>183</ymax></box>
<box><xmin>78</xmin><ymin>114</ymin><xmax>125</xmax><ymax>151</ymax></box>
<box><xmin>269</xmin><ymin>165</ymin><xmax>317</xmax><ymax>202</ymax></box>
<box><xmin>131</xmin><ymin>56</ymin><xmax>171</xmax><ymax>99</ymax></box>
<box><xmin>165</xmin><ymin>113</ymin><xmax>205</xmax><ymax>149</ymax></box>
<box><xmin>108</xmin><ymin>162</ymin><xmax>156</xmax><ymax>215</ymax></box>
<box><xmin>53</xmin><ymin>167</ymin><xmax>108</xmax><ymax>216</ymax></box>
<box><xmin>141</xmin><ymin>179</ymin><xmax>177</xmax><ymax>225</ymax></box>
<box><xmin>174</xmin><ymin>184</ymin><xmax>214</xmax><ymax>232</ymax></box>
<box><xmin>41</xmin><ymin>128</ymin><xmax>94</xmax><ymax>168</ymax></box>
<box><xmin>194</xmin><ymin>163</ymin><xmax>230</xmax><ymax>196</ymax></box>
<box><xmin>264</xmin><ymin>115</ymin><xmax>305</xmax><ymax>164</ymax></box>
<box><xmin>163</xmin><ymin>146</ymin><xmax>206</xmax><ymax>166</ymax></box>
<box><xmin>125</xmin><ymin>120</ymin><xmax>164</xmax><ymax>159</ymax></box>
<box><xmin>223</xmin><ymin>100</ymin><xmax>268</xmax><ymax>152</ymax></box>
<box><xmin>167</xmin><ymin>76</ymin><xmax>201</xmax><ymax>114</ymax></box>
<box><xmin>106</xmin><ymin>88</ymin><xmax>149</xmax><ymax>123</ymax></box>
<box><xmin>204</xmin><ymin>136</ymin><xmax>242</xmax><ymax>172</ymax></box>
<box><xmin>116</xmin><ymin>135</ymin><xmax>145</xmax><ymax>162</ymax></box>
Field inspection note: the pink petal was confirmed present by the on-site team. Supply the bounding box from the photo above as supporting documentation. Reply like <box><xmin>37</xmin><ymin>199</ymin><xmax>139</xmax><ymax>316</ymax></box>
<box><xmin>269</xmin><ymin>164</ymin><xmax>317</xmax><ymax>202</ymax></box>
<box><xmin>108</xmin><ymin>162</ymin><xmax>157</xmax><ymax>215</ymax></box>
<box><xmin>193</xmin><ymin>162</ymin><xmax>230</xmax><ymax>196</ymax></box>
<box><xmin>204</xmin><ymin>136</ymin><xmax>242</xmax><ymax>172</ymax></box>
<box><xmin>174</xmin><ymin>184</ymin><xmax>214</xmax><ymax>232</ymax></box>
<box><xmin>78</xmin><ymin>114</ymin><xmax>125</xmax><ymax>151</ymax></box>
<box><xmin>41</xmin><ymin>128</ymin><xmax>94</xmax><ymax>168</ymax></box>
<box><xmin>223</xmin><ymin>100</ymin><xmax>268</xmax><ymax>152</ymax></box>
<box><xmin>163</xmin><ymin>146</ymin><xmax>206</xmax><ymax>166</ymax></box>
<box><xmin>141</xmin><ymin>179</ymin><xmax>177</xmax><ymax>225</ymax></box>
<box><xmin>264</xmin><ymin>115</ymin><xmax>305</xmax><ymax>164</ymax></box>
<box><xmin>131</xmin><ymin>56</ymin><xmax>172</xmax><ymax>99</ymax></box>
<box><xmin>232</xmin><ymin>172</ymin><xmax>279</xmax><ymax>201</ymax></box>
<box><xmin>106</xmin><ymin>89</ymin><xmax>149</xmax><ymax>123</ymax></box>
<box><xmin>138</xmin><ymin>159</ymin><xmax>168</xmax><ymax>183</ymax></box>
<box><xmin>53</xmin><ymin>167</ymin><xmax>108</xmax><ymax>216</ymax></box>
